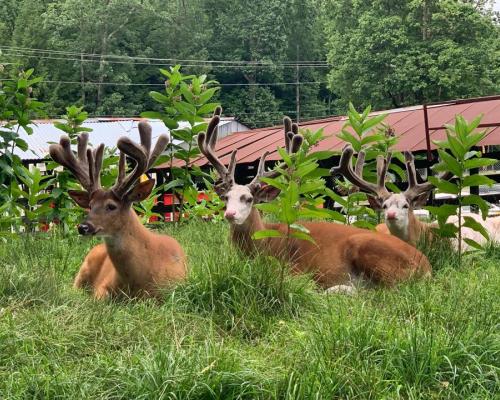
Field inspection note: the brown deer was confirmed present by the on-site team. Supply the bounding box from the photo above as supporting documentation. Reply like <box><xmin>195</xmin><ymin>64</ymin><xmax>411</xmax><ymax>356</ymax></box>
<box><xmin>332</xmin><ymin>144</ymin><xmax>454</xmax><ymax>246</ymax></box>
<box><xmin>198</xmin><ymin>108</ymin><xmax>431</xmax><ymax>292</ymax></box>
<box><xmin>49</xmin><ymin>123</ymin><xmax>187</xmax><ymax>299</ymax></box>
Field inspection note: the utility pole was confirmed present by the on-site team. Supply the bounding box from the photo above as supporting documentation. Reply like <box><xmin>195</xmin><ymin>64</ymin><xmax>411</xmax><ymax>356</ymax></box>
<box><xmin>80</xmin><ymin>52</ymin><xmax>85</xmax><ymax>104</ymax></box>
<box><xmin>295</xmin><ymin>44</ymin><xmax>300</xmax><ymax>124</ymax></box>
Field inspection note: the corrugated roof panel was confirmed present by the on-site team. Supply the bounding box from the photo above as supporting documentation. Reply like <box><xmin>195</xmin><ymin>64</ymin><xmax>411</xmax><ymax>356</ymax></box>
<box><xmin>177</xmin><ymin>97</ymin><xmax>500</xmax><ymax>168</ymax></box>
<box><xmin>11</xmin><ymin>118</ymin><xmax>236</xmax><ymax>160</ymax></box>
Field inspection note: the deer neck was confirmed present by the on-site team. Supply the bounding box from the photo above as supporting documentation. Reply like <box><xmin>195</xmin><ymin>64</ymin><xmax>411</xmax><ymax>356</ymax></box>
<box><xmin>386</xmin><ymin>210</ymin><xmax>425</xmax><ymax>245</ymax></box>
<box><xmin>103</xmin><ymin>209</ymin><xmax>151</xmax><ymax>280</ymax></box>
<box><xmin>229</xmin><ymin>207</ymin><xmax>267</xmax><ymax>255</ymax></box>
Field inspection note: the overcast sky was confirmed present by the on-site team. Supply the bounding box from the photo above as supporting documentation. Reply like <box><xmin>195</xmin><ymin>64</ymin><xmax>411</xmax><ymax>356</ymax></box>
<box><xmin>495</xmin><ymin>0</ymin><xmax>500</xmax><ymax>11</ymax></box>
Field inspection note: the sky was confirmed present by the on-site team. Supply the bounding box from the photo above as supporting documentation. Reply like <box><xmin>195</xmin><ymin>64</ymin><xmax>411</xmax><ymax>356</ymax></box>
<box><xmin>495</xmin><ymin>0</ymin><xmax>500</xmax><ymax>11</ymax></box>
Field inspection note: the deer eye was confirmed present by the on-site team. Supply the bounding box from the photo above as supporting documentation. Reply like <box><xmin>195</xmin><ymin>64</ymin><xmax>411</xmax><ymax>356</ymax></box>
<box><xmin>106</xmin><ymin>203</ymin><xmax>117</xmax><ymax>211</ymax></box>
<box><xmin>403</xmin><ymin>204</ymin><xmax>409</xmax><ymax>209</ymax></box>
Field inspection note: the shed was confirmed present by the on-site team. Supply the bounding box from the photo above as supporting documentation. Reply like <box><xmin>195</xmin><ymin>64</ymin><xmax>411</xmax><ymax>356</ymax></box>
<box><xmin>13</xmin><ymin>117</ymin><xmax>248</xmax><ymax>163</ymax></box>
<box><xmin>173</xmin><ymin>96</ymin><xmax>500</xmax><ymax>168</ymax></box>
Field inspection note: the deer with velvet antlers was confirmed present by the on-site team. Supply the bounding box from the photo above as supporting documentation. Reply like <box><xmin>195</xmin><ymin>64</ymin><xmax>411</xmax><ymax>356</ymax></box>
<box><xmin>199</xmin><ymin>108</ymin><xmax>432</xmax><ymax>292</ymax></box>
<box><xmin>332</xmin><ymin>144</ymin><xmax>453</xmax><ymax>246</ymax></box>
<box><xmin>49</xmin><ymin>122</ymin><xmax>186</xmax><ymax>299</ymax></box>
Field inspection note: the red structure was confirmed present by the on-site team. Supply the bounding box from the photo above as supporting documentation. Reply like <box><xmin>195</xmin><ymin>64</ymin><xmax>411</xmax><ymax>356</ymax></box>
<box><xmin>168</xmin><ymin>95</ymin><xmax>500</xmax><ymax>169</ymax></box>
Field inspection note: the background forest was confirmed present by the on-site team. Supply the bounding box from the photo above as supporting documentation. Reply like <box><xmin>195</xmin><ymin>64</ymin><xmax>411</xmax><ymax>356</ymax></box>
<box><xmin>0</xmin><ymin>0</ymin><xmax>499</xmax><ymax>127</ymax></box>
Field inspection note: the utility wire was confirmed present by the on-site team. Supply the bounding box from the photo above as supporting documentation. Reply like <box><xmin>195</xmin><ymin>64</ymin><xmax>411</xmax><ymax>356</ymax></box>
<box><xmin>0</xmin><ymin>45</ymin><xmax>329</xmax><ymax>66</ymax></box>
<box><xmin>0</xmin><ymin>78</ymin><xmax>327</xmax><ymax>87</ymax></box>
<box><xmin>1</xmin><ymin>50</ymin><xmax>330</xmax><ymax>69</ymax></box>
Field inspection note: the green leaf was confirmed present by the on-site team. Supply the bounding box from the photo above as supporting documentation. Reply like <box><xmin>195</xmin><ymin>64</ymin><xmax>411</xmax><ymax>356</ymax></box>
<box><xmin>252</xmin><ymin>229</ymin><xmax>283</xmax><ymax>240</ymax></box>
<box><xmin>463</xmin><ymin>238</ymin><xmax>484</xmax><ymax>251</ymax></box>
<box><xmin>140</xmin><ymin>111</ymin><xmax>164</xmax><ymax>119</ymax></box>
<box><xmin>462</xmin><ymin>195</ymin><xmax>490</xmax><ymax>219</ymax></box>
<box><xmin>463</xmin><ymin>158</ymin><xmax>497</xmax><ymax>170</ymax></box>
<box><xmin>255</xmin><ymin>202</ymin><xmax>282</xmax><ymax>214</ymax></box>
<box><xmin>277</xmin><ymin>146</ymin><xmax>292</xmax><ymax>167</ymax></box>
<box><xmin>324</xmin><ymin>188</ymin><xmax>347</xmax><ymax>207</ymax></box>
<box><xmin>427</xmin><ymin>176</ymin><xmax>459</xmax><ymax>194</ymax></box>
<box><xmin>197</xmin><ymin>103</ymin><xmax>220</xmax><ymax>116</ymax></box>
<box><xmin>149</xmin><ymin>91</ymin><xmax>170</xmax><ymax>104</ymax></box>
<box><xmin>425</xmin><ymin>205</ymin><xmax>458</xmax><ymax>218</ymax></box>
<box><xmin>306</xmin><ymin>150</ymin><xmax>336</xmax><ymax>161</ymax></box>
<box><xmin>290</xmin><ymin>231</ymin><xmax>316</xmax><ymax>243</ymax></box>
<box><xmin>290</xmin><ymin>223</ymin><xmax>310</xmax><ymax>234</ymax></box>
<box><xmin>462</xmin><ymin>175</ymin><xmax>494</xmax><ymax>187</ymax></box>
<box><xmin>437</xmin><ymin>149</ymin><xmax>462</xmax><ymax>176</ymax></box>
<box><xmin>197</xmin><ymin>87</ymin><xmax>219</xmax><ymax>105</ymax></box>
<box><xmin>463</xmin><ymin>216</ymin><xmax>489</xmax><ymax>241</ymax></box>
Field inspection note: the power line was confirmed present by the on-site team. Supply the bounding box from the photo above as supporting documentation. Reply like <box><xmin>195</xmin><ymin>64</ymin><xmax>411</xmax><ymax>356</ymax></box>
<box><xmin>1</xmin><ymin>49</ymin><xmax>330</xmax><ymax>69</ymax></box>
<box><xmin>0</xmin><ymin>78</ymin><xmax>327</xmax><ymax>87</ymax></box>
<box><xmin>0</xmin><ymin>45</ymin><xmax>329</xmax><ymax>66</ymax></box>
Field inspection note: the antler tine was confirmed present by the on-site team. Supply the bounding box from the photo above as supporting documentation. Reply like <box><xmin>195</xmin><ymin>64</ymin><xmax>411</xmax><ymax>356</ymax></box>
<box><xmin>112</xmin><ymin>136</ymin><xmax>148</xmax><ymax>198</ymax></box>
<box><xmin>404</xmin><ymin>151</ymin><xmax>418</xmax><ymax>188</ymax></box>
<box><xmin>376</xmin><ymin>152</ymin><xmax>392</xmax><ymax>191</ymax></box>
<box><xmin>208</xmin><ymin>106</ymin><xmax>222</xmax><ymax>149</ymax></box>
<box><xmin>198</xmin><ymin>107</ymin><xmax>235</xmax><ymax>184</ymax></box>
<box><xmin>138</xmin><ymin>121</ymin><xmax>152</xmax><ymax>159</ymax></box>
<box><xmin>49</xmin><ymin>133</ymin><xmax>93</xmax><ymax>192</ymax></box>
<box><xmin>85</xmin><ymin>144</ymin><xmax>105</xmax><ymax>193</ymax></box>
<box><xmin>116</xmin><ymin>151</ymin><xmax>126</xmax><ymax>187</ymax></box>
<box><xmin>331</xmin><ymin>144</ymin><xmax>390</xmax><ymax>199</ymax></box>
<box><xmin>402</xmin><ymin>151</ymin><xmax>454</xmax><ymax>200</ymax></box>
<box><xmin>283</xmin><ymin>116</ymin><xmax>293</xmax><ymax>153</ymax></box>
<box><xmin>258</xmin><ymin>116</ymin><xmax>304</xmax><ymax>180</ymax></box>
<box><xmin>354</xmin><ymin>150</ymin><xmax>366</xmax><ymax>176</ymax></box>
<box><xmin>112</xmin><ymin>121</ymin><xmax>170</xmax><ymax>198</ymax></box>
<box><xmin>147</xmin><ymin>134</ymin><xmax>169</xmax><ymax>170</ymax></box>
<box><xmin>248</xmin><ymin>151</ymin><xmax>270</xmax><ymax>188</ymax></box>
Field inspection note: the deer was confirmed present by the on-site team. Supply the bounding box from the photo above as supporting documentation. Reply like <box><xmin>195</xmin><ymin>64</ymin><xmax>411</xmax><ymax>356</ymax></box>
<box><xmin>49</xmin><ymin>122</ymin><xmax>187</xmax><ymax>299</ymax></box>
<box><xmin>334</xmin><ymin>145</ymin><xmax>499</xmax><ymax>250</ymax></box>
<box><xmin>198</xmin><ymin>107</ymin><xmax>431</xmax><ymax>292</ymax></box>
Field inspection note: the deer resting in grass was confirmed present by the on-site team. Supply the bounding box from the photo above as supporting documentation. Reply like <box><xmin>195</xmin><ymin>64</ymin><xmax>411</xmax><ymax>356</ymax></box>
<box><xmin>335</xmin><ymin>145</ymin><xmax>500</xmax><ymax>249</ymax></box>
<box><xmin>199</xmin><ymin>108</ymin><xmax>431</xmax><ymax>292</ymax></box>
<box><xmin>49</xmin><ymin>123</ymin><xmax>186</xmax><ymax>299</ymax></box>
<box><xmin>333</xmin><ymin>145</ymin><xmax>452</xmax><ymax>246</ymax></box>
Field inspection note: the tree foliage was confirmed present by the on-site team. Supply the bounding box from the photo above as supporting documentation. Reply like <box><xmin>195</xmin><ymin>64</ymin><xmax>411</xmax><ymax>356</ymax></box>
<box><xmin>322</xmin><ymin>0</ymin><xmax>499</xmax><ymax>110</ymax></box>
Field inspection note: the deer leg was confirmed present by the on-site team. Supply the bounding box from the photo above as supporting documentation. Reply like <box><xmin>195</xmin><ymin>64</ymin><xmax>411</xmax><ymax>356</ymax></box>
<box><xmin>325</xmin><ymin>284</ymin><xmax>357</xmax><ymax>295</ymax></box>
<box><xmin>73</xmin><ymin>244</ymin><xmax>108</xmax><ymax>289</ymax></box>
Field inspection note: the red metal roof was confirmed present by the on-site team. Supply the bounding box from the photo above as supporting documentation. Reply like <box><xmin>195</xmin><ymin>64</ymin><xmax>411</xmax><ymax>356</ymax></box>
<box><xmin>164</xmin><ymin>96</ymin><xmax>500</xmax><ymax>169</ymax></box>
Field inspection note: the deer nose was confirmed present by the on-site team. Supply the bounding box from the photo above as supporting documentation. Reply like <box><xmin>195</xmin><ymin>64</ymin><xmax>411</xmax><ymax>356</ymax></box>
<box><xmin>224</xmin><ymin>210</ymin><xmax>236</xmax><ymax>220</ymax></box>
<box><xmin>386</xmin><ymin>211</ymin><xmax>397</xmax><ymax>220</ymax></box>
<box><xmin>78</xmin><ymin>223</ymin><xmax>94</xmax><ymax>235</ymax></box>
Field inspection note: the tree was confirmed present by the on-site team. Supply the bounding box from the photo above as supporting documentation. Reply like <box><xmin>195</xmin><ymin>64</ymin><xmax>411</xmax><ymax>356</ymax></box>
<box><xmin>322</xmin><ymin>0</ymin><xmax>500</xmax><ymax>111</ymax></box>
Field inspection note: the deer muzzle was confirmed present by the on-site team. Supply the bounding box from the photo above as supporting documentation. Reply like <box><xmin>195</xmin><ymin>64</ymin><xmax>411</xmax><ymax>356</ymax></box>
<box><xmin>78</xmin><ymin>222</ymin><xmax>97</xmax><ymax>236</ymax></box>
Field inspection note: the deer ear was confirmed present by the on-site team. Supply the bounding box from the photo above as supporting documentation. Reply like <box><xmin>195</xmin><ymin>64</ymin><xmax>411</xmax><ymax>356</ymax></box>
<box><xmin>125</xmin><ymin>179</ymin><xmax>155</xmax><ymax>203</ymax></box>
<box><xmin>253</xmin><ymin>184</ymin><xmax>281</xmax><ymax>203</ymax></box>
<box><xmin>68</xmin><ymin>190</ymin><xmax>91</xmax><ymax>209</ymax></box>
<box><xmin>411</xmin><ymin>192</ymin><xmax>430</xmax><ymax>208</ymax></box>
<box><xmin>367</xmin><ymin>195</ymin><xmax>384</xmax><ymax>211</ymax></box>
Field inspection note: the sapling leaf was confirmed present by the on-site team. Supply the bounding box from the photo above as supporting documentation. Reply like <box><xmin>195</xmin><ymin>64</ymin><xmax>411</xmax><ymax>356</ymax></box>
<box><xmin>252</xmin><ymin>229</ymin><xmax>283</xmax><ymax>240</ymax></box>
<box><xmin>463</xmin><ymin>216</ymin><xmax>489</xmax><ymax>240</ymax></box>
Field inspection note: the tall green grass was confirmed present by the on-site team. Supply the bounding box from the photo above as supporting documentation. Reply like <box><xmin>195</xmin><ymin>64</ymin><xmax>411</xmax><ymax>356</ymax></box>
<box><xmin>0</xmin><ymin>221</ymin><xmax>498</xmax><ymax>399</ymax></box>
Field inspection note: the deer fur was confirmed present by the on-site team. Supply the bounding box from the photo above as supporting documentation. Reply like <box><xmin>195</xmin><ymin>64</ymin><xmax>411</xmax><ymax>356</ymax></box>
<box><xmin>49</xmin><ymin>123</ymin><xmax>186</xmax><ymax>299</ymax></box>
<box><xmin>336</xmin><ymin>145</ymin><xmax>498</xmax><ymax>251</ymax></box>
<box><xmin>199</xmin><ymin>109</ymin><xmax>431</xmax><ymax>291</ymax></box>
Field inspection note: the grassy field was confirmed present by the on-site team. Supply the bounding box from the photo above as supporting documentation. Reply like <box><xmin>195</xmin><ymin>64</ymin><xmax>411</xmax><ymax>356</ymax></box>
<box><xmin>0</xmin><ymin>221</ymin><xmax>499</xmax><ymax>399</ymax></box>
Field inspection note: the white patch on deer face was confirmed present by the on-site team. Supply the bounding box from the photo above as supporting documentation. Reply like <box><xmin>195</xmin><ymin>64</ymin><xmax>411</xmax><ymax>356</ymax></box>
<box><xmin>220</xmin><ymin>184</ymin><xmax>254</xmax><ymax>225</ymax></box>
<box><xmin>382</xmin><ymin>193</ymin><xmax>410</xmax><ymax>238</ymax></box>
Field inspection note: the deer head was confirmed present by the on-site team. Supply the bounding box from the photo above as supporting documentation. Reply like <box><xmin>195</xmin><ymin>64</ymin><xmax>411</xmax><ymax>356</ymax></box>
<box><xmin>199</xmin><ymin>107</ymin><xmax>303</xmax><ymax>225</ymax></box>
<box><xmin>49</xmin><ymin>122</ymin><xmax>169</xmax><ymax>236</ymax></box>
<box><xmin>331</xmin><ymin>145</ymin><xmax>453</xmax><ymax>231</ymax></box>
